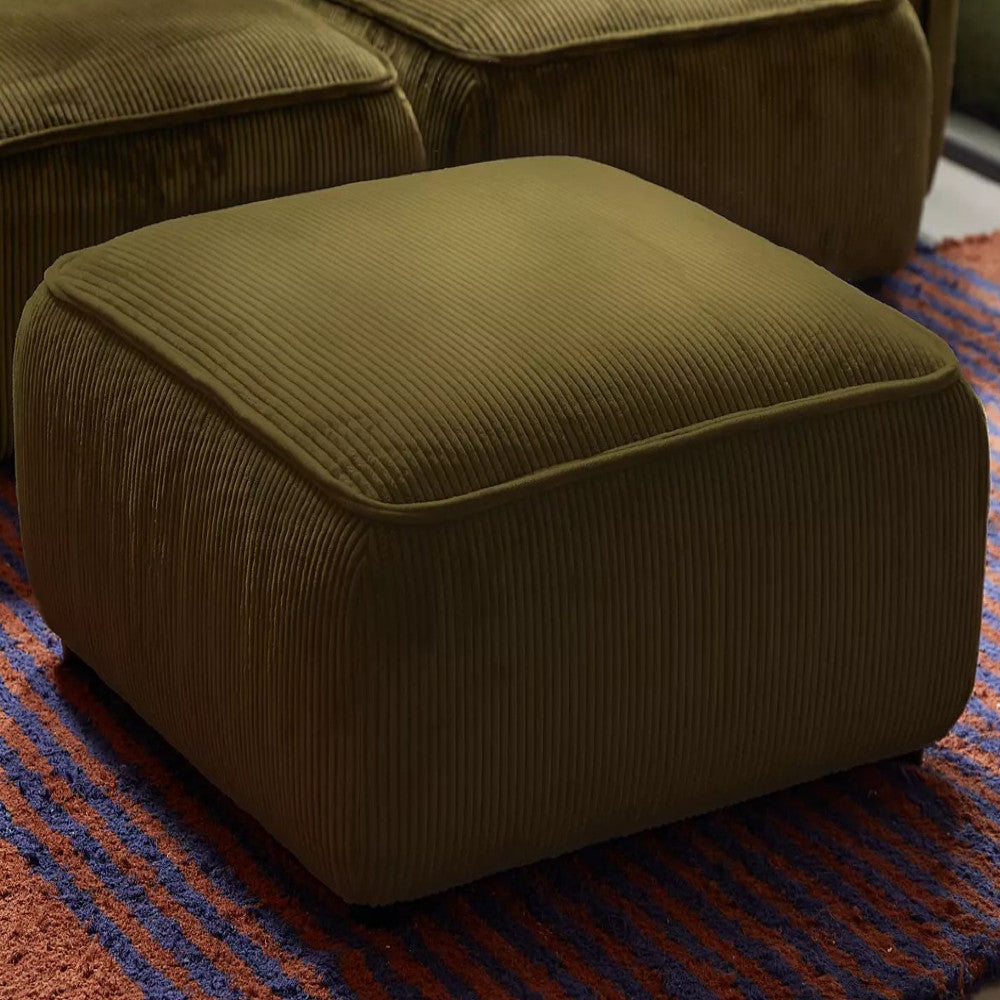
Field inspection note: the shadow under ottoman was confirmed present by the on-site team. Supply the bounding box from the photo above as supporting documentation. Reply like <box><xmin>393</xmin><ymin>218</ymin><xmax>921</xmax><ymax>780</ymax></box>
<box><xmin>0</xmin><ymin>0</ymin><xmax>426</xmax><ymax>457</ymax></box>
<box><xmin>13</xmin><ymin>157</ymin><xmax>988</xmax><ymax>905</ymax></box>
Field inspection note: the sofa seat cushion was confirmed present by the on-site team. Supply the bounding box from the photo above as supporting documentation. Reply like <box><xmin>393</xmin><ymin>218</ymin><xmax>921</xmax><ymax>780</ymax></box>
<box><xmin>0</xmin><ymin>0</ymin><xmax>425</xmax><ymax>456</ymax></box>
<box><xmin>306</xmin><ymin>0</ymin><xmax>931</xmax><ymax>283</ymax></box>
<box><xmin>2</xmin><ymin>0</ymin><xmax>400</xmax><ymax>154</ymax></box>
<box><xmin>14</xmin><ymin>157</ymin><xmax>988</xmax><ymax>904</ymax></box>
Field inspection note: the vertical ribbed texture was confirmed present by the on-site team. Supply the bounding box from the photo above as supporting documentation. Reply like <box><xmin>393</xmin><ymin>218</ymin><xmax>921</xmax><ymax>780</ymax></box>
<box><xmin>909</xmin><ymin>0</ymin><xmax>959</xmax><ymax>178</ymax></box>
<box><xmin>12</xmin><ymin>159</ymin><xmax>988</xmax><ymax>905</ymax></box>
<box><xmin>354</xmin><ymin>388</ymin><xmax>985</xmax><ymax>901</ymax></box>
<box><xmin>307</xmin><ymin>0</ymin><xmax>931</xmax><ymax>280</ymax></box>
<box><xmin>14</xmin><ymin>298</ymin><xmax>987</xmax><ymax>907</ymax></box>
<box><xmin>16</xmin><ymin>302</ymin><xmax>372</xmax><ymax>896</ymax></box>
<box><xmin>0</xmin><ymin>234</ymin><xmax>996</xmax><ymax>997</ymax></box>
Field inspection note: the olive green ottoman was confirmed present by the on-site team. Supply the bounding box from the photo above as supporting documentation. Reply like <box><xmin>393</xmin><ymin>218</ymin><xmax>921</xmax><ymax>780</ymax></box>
<box><xmin>14</xmin><ymin>157</ymin><xmax>987</xmax><ymax>905</ymax></box>
<box><xmin>0</xmin><ymin>0</ymin><xmax>426</xmax><ymax>458</ymax></box>
<box><xmin>306</xmin><ymin>0</ymin><xmax>937</xmax><ymax>280</ymax></box>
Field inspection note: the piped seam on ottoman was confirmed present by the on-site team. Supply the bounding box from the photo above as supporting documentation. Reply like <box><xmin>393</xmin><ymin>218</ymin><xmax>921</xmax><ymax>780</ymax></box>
<box><xmin>324</xmin><ymin>0</ymin><xmax>895</xmax><ymax>64</ymax></box>
<box><xmin>34</xmin><ymin>277</ymin><xmax>964</xmax><ymax>525</ymax></box>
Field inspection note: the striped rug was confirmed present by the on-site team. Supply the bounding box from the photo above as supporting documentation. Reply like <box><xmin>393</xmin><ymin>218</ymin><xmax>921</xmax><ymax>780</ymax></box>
<box><xmin>3</xmin><ymin>235</ymin><xmax>1000</xmax><ymax>1000</ymax></box>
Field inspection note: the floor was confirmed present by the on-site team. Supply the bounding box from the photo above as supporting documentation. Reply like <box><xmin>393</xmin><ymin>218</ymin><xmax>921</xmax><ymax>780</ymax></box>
<box><xmin>921</xmin><ymin>115</ymin><xmax>1000</xmax><ymax>1000</ymax></box>
<box><xmin>920</xmin><ymin>155</ymin><xmax>1000</xmax><ymax>243</ymax></box>
<box><xmin>920</xmin><ymin>116</ymin><xmax>1000</xmax><ymax>243</ymax></box>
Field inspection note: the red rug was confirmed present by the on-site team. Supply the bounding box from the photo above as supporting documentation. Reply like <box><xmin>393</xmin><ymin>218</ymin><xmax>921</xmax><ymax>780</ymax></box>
<box><xmin>2</xmin><ymin>234</ymin><xmax>1000</xmax><ymax>1000</ymax></box>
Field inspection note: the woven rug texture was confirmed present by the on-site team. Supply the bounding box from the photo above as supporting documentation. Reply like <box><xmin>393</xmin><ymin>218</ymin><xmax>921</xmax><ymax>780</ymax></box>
<box><xmin>2</xmin><ymin>234</ymin><xmax>1000</xmax><ymax>1000</ymax></box>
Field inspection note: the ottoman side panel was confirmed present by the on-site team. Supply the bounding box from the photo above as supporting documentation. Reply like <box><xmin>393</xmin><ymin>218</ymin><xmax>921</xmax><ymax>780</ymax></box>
<box><xmin>352</xmin><ymin>378</ymin><xmax>987</xmax><ymax>902</ymax></box>
<box><xmin>311</xmin><ymin>0</ymin><xmax>930</xmax><ymax>279</ymax></box>
<box><xmin>0</xmin><ymin>89</ymin><xmax>425</xmax><ymax>459</ymax></box>
<box><xmin>14</xmin><ymin>291</ymin><xmax>377</xmax><ymax>898</ymax></box>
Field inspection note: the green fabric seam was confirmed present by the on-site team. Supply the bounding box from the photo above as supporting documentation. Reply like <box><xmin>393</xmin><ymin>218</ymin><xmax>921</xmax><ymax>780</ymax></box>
<box><xmin>39</xmin><ymin>263</ymin><xmax>961</xmax><ymax>525</ymax></box>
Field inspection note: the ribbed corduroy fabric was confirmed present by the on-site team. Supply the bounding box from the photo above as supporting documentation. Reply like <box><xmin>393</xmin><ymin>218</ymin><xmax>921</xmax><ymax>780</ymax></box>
<box><xmin>907</xmin><ymin>0</ymin><xmax>959</xmax><ymax>178</ymax></box>
<box><xmin>0</xmin><ymin>0</ymin><xmax>426</xmax><ymax>458</ymax></box>
<box><xmin>315</xmin><ymin>0</ymin><xmax>883</xmax><ymax>56</ymax></box>
<box><xmin>305</xmin><ymin>0</ymin><xmax>931</xmax><ymax>282</ymax></box>
<box><xmin>14</xmin><ymin>158</ymin><xmax>989</xmax><ymax>904</ymax></box>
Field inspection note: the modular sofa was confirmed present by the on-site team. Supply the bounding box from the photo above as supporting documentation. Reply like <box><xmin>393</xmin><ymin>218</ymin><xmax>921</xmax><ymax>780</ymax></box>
<box><xmin>8</xmin><ymin>0</ymin><xmax>986</xmax><ymax>906</ymax></box>
<box><xmin>0</xmin><ymin>0</ymin><xmax>960</xmax><ymax>457</ymax></box>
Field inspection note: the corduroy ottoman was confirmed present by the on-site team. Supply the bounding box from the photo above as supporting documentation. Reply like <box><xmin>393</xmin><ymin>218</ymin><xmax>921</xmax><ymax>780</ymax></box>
<box><xmin>306</xmin><ymin>0</ymin><xmax>938</xmax><ymax>280</ymax></box>
<box><xmin>0</xmin><ymin>0</ymin><xmax>426</xmax><ymax>458</ymax></box>
<box><xmin>14</xmin><ymin>158</ymin><xmax>988</xmax><ymax>905</ymax></box>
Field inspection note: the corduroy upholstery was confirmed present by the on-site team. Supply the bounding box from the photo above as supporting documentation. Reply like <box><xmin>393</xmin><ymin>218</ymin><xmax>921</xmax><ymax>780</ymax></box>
<box><xmin>0</xmin><ymin>0</ymin><xmax>426</xmax><ymax>458</ymax></box>
<box><xmin>14</xmin><ymin>158</ymin><xmax>988</xmax><ymax>904</ymax></box>
<box><xmin>908</xmin><ymin>0</ymin><xmax>960</xmax><ymax>173</ymax></box>
<box><xmin>304</xmin><ymin>0</ymin><xmax>932</xmax><ymax>281</ymax></box>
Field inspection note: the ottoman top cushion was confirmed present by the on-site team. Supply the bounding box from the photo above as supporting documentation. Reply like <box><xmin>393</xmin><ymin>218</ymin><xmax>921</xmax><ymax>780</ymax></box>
<box><xmin>37</xmin><ymin>156</ymin><xmax>957</xmax><ymax>520</ymax></box>
<box><xmin>328</xmin><ymin>0</ymin><xmax>883</xmax><ymax>59</ymax></box>
<box><xmin>0</xmin><ymin>0</ymin><xmax>396</xmax><ymax>156</ymax></box>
